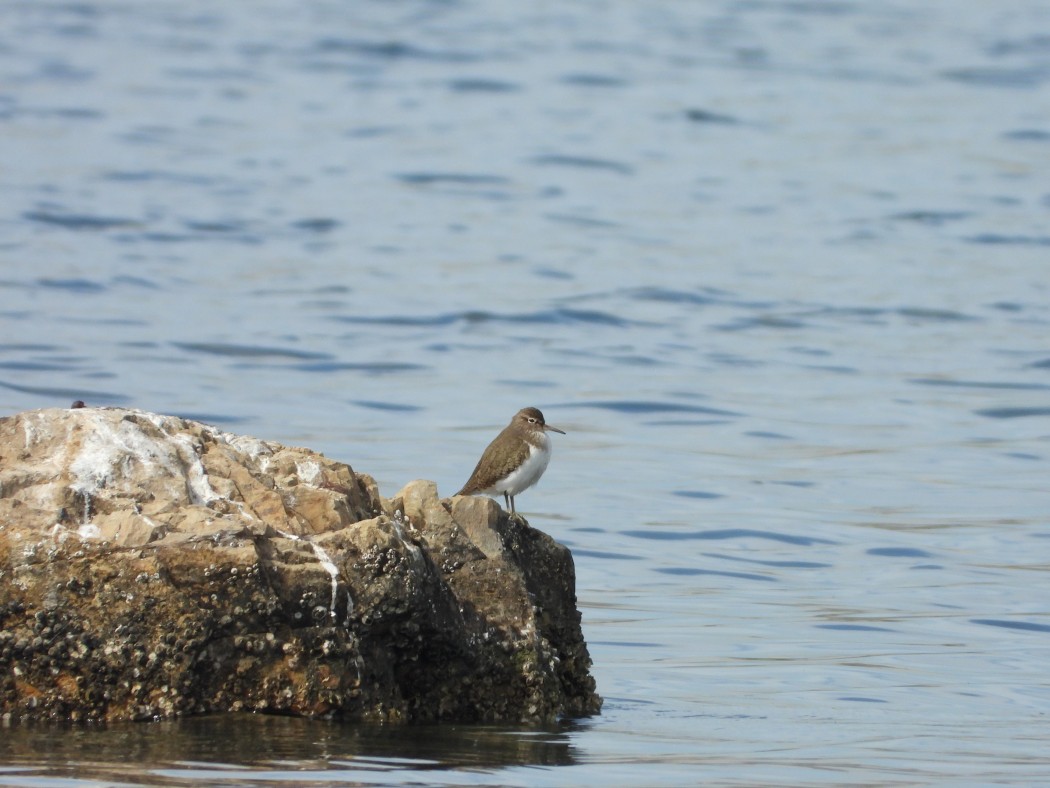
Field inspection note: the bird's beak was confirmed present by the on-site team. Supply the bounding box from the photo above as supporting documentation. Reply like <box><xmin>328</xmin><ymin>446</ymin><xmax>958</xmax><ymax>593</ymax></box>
<box><xmin>545</xmin><ymin>424</ymin><xmax>566</xmax><ymax>434</ymax></box>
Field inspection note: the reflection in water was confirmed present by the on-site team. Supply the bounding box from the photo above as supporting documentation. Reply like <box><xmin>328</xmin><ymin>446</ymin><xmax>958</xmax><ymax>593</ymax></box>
<box><xmin>0</xmin><ymin>714</ymin><xmax>583</xmax><ymax>783</ymax></box>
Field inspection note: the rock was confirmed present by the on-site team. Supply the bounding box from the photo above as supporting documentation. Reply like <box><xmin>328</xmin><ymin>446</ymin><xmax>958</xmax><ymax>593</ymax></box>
<box><xmin>0</xmin><ymin>407</ymin><xmax>600</xmax><ymax>723</ymax></box>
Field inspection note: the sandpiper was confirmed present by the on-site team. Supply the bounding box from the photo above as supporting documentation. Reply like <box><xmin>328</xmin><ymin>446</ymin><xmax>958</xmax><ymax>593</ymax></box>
<box><xmin>456</xmin><ymin>407</ymin><xmax>565</xmax><ymax>513</ymax></box>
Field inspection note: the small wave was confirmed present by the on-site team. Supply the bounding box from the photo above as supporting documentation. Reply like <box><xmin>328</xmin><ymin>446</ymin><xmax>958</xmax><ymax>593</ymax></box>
<box><xmin>173</xmin><ymin>342</ymin><xmax>332</xmax><ymax>361</ymax></box>
<box><xmin>351</xmin><ymin>400</ymin><xmax>423</xmax><ymax>412</ymax></box>
<box><xmin>1003</xmin><ymin>129</ymin><xmax>1050</xmax><ymax>141</ymax></box>
<box><xmin>702</xmin><ymin>552</ymin><xmax>830</xmax><ymax>569</ymax></box>
<box><xmin>896</xmin><ymin>307</ymin><xmax>980</xmax><ymax>322</ymax></box>
<box><xmin>314</xmin><ymin>38</ymin><xmax>479</xmax><ymax>63</ymax></box>
<box><xmin>655</xmin><ymin>567</ymin><xmax>777</xmax><ymax>582</ymax></box>
<box><xmin>975</xmin><ymin>406</ymin><xmax>1050</xmax><ymax>419</ymax></box>
<box><xmin>816</xmin><ymin>623</ymin><xmax>895</xmax><ymax>632</ymax></box>
<box><xmin>101</xmin><ymin>169</ymin><xmax>217</xmax><ymax>185</ymax></box>
<box><xmin>971</xmin><ymin>618</ymin><xmax>1050</xmax><ymax>634</ymax></box>
<box><xmin>0</xmin><ymin>380</ymin><xmax>128</xmax><ymax>403</ymax></box>
<box><xmin>36</xmin><ymin>278</ymin><xmax>107</xmax><ymax>293</ymax></box>
<box><xmin>395</xmin><ymin>172</ymin><xmax>510</xmax><ymax>186</ymax></box>
<box><xmin>447</xmin><ymin>78</ymin><xmax>521</xmax><ymax>93</ymax></box>
<box><xmin>941</xmin><ymin>67</ymin><xmax>1049</xmax><ymax>88</ymax></box>
<box><xmin>0</xmin><ymin>343</ymin><xmax>62</xmax><ymax>352</ymax></box>
<box><xmin>529</xmin><ymin>154</ymin><xmax>634</xmax><ymax>175</ymax></box>
<box><xmin>684</xmin><ymin>108</ymin><xmax>740</xmax><ymax>125</ymax></box>
<box><xmin>566</xmin><ymin>400</ymin><xmax>741</xmax><ymax>416</ymax></box>
<box><xmin>966</xmin><ymin>233</ymin><xmax>1050</xmax><ymax>246</ymax></box>
<box><xmin>0</xmin><ymin>360</ymin><xmax>71</xmax><ymax>371</ymax></box>
<box><xmin>910</xmin><ymin>378</ymin><xmax>1050</xmax><ymax>391</ymax></box>
<box><xmin>889</xmin><ymin>210</ymin><xmax>972</xmax><ymax>225</ymax></box>
<box><xmin>572</xmin><ymin>548</ymin><xmax>644</xmax><ymax>561</ymax></box>
<box><xmin>866</xmin><ymin>547</ymin><xmax>934</xmax><ymax>558</ymax></box>
<box><xmin>626</xmin><ymin>286</ymin><xmax>726</xmax><ymax>306</ymax></box>
<box><xmin>542</xmin><ymin>213</ymin><xmax>622</xmax><ymax>229</ymax></box>
<box><xmin>24</xmin><ymin>209</ymin><xmax>140</xmax><ymax>230</ymax></box>
<box><xmin>335</xmin><ymin>307</ymin><xmax>640</xmax><ymax>328</ymax></box>
<box><xmin>623</xmin><ymin>528</ymin><xmax>834</xmax><ymax>546</ymax></box>
<box><xmin>296</xmin><ymin>361</ymin><xmax>427</xmax><ymax>374</ymax></box>
<box><xmin>560</xmin><ymin>73</ymin><xmax>627</xmax><ymax>88</ymax></box>
<box><xmin>290</xmin><ymin>217</ymin><xmax>341</xmax><ymax>233</ymax></box>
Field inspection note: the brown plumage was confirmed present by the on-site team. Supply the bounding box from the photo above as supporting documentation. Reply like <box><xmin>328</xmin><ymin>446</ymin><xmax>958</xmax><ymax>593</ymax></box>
<box><xmin>456</xmin><ymin>407</ymin><xmax>565</xmax><ymax>513</ymax></box>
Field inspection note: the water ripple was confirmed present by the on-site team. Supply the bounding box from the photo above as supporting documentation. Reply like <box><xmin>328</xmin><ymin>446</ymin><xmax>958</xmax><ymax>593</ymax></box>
<box><xmin>941</xmin><ymin>67</ymin><xmax>1050</xmax><ymax>88</ymax></box>
<box><xmin>0</xmin><ymin>344</ymin><xmax>62</xmax><ymax>352</ymax></box>
<box><xmin>866</xmin><ymin>547</ymin><xmax>935</xmax><ymax>558</ymax></box>
<box><xmin>101</xmin><ymin>169</ymin><xmax>218</xmax><ymax>186</ymax></box>
<box><xmin>0</xmin><ymin>361</ymin><xmax>71</xmax><ymax>371</ymax></box>
<box><xmin>447</xmin><ymin>78</ymin><xmax>521</xmax><ymax>93</ymax></box>
<box><xmin>816</xmin><ymin>623</ymin><xmax>896</xmax><ymax>632</ymax></box>
<box><xmin>560</xmin><ymin>73</ymin><xmax>628</xmax><ymax>87</ymax></box>
<box><xmin>890</xmin><ymin>306</ymin><xmax>978</xmax><ymax>323</ymax></box>
<box><xmin>1004</xmin><ymin>129</ymin><xmax>1050</xmax><ymax>142</ymax></box>
<box><xmin>24</xmin><ymin>208</ymin><xmax>140</xmax><ymax>230</ymax></box>
<box><xmin>975</xmin><ymin>407</ymin><xmax>1050</xmax><ymax>419</ymax></box>
<box><xmin>971</xmin><ymin>619</ymin><xmax>1050</xmax><ymax>634</ymax></box>
<box><xmin>910</xmin><ymin>378</ymin><xmax>1050</xmax><ymax>391</ymax></box>
<box><xmin>564</xmin><ymin>400</ymin><xmax>741</xmax><ymax>416</ymax></box>
<box><xmin>351</xmin><ymin>400</ymin><xmax>424</xmax><ymax>412</ymax></box>
<box><xmin>296</xmin><ymin>361</ymin><xmax>427</xmax><ymax>374</ymax></box>
<box><xmin>529</xmin><ymin>154</ymin><xmax>635</xmax><ymax>175</ymax></box>
<box><xmin>395</xmin><ymin>172</ymin><xmax>510</xmax><ymax>186</ymax></box>
<box><xmin>716</xmin><ymin>303</ymin><xmax>983</xmax><ymax>330</ymax></box>
<box><xmin>672</xmin><ymin>490</ymin><xmax>723</xmax><ymax>499</ymax></box>
<box><xmin>36</xmin><ymin>278</ymin><xmax>107</xmax><ymax>293</ymax></box>
<box><xmin>655</xmin><ymin>567</ymin><xmax>777</xmax><ymax>582</ymax></box>
<box><xmin>702</xmin><ymin>552</ymin><xmax>831</xmax><ymax>569</ymax></box>
<box><xmin>0</xmin><ymin>380</ymin><xmax>128</xmax><ymax>403</ymax></box>
<box><xmin>313</xmin><ymin>38</ymin><xmax>480</xmax><ymax>63</ymax></box>
<box><xmin>889</xmin><ymin>210</ymin><xmax>973</xmax><ymax>225</ymax></box>
<box><xmin>966</xmin><ymin>233</ymin><xmax>1050</xmax><ymax>246</ymax></box>
<box><xmin>625</xmin><ymin>286</ymin><xmax>727</xmax><ymax>306</ymax></box>
<box><xmin>623</xmin><ymin>528</ymin><xmax>835</xmax><ymax>546</ymax></box>
<box><xmin>684</xmin><ymin>108</ymin><xmax>741</xmax><ymax>125</ymax></box>
<box><xmin>335</xmin><ymin>307</ymin><xmax>646</xmax><ymax>328</ymax></box>
<box><xmin>573</xmin><ymin>548</ymin><xmax>644</xmax><ymax>561</ymax></box>
<box><xmin>290</xmin><ymin>217</ymin><xmax>341</xmax><ymax>233</ymax></box>
<box><xmin>172</xmin><ymin>342</ymin><xmax>332</xmax><ymax>361</ymax></box>
<box><xmin>542</xmin><ymin>213</ymin><xmax>622</xmax><ymax>228</ymax></box>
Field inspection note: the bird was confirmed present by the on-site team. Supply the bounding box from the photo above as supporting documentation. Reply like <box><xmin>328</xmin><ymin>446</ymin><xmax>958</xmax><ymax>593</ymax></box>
<box><xmin>456</xmin><ymin>407</ymin><xmax>565</xmax><ymax>514</ymax></box>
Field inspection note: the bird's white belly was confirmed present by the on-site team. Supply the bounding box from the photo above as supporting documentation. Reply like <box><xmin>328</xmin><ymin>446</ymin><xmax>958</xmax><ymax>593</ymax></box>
<box><xmin>488</xmin><ymin>442</ymin><xmax>551</xmax><ymax>496</ymax></box>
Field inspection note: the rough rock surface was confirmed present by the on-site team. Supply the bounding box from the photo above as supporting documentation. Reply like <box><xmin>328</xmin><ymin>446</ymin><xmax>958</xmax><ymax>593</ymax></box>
<box><xmin>0</xmin><ymin>407</ymin><xmax>600</xmax><ymax>723</ymax></box>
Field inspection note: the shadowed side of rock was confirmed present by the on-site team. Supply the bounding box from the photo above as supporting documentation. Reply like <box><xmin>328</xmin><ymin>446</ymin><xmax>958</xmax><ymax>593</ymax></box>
<box><xmin>0</xmin><ymin>408</ymin><xmax>600</xmax><ymax>723</ymax></box>
<box><xmin>390</xmin><ymin>482</ymin><xmax>599</xmax><ymax>720</ymax></box>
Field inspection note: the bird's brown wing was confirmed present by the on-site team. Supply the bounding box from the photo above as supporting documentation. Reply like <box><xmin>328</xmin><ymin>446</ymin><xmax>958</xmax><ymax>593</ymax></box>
<box><xmin>456</xmin><ymin>427</ymin><xmax>532</xmax><ymax>495</ymax></box>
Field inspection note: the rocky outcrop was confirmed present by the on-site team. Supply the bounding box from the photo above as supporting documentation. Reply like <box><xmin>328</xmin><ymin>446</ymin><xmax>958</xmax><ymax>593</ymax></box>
<box><xmin>0</xmin><ymin>407</ymin><xmax>600</xmax><ymax>723</ymax></box>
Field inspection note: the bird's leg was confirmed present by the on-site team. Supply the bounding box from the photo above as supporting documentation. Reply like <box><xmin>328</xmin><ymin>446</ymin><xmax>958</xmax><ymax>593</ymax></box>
<box><xmin>508</xmin><ymin>494</ymin><xmax>516</xmax><ymax>513</ymax></box>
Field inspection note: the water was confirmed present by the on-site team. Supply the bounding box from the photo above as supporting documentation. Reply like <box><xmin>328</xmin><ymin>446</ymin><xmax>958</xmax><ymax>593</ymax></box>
<box><xmin>2</xmin><ymin>0</ymin><xmax>1050</xmax><ymax>784</ymax></box>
